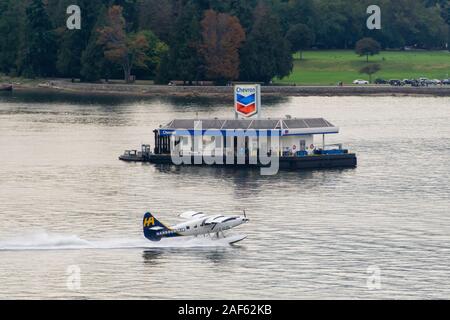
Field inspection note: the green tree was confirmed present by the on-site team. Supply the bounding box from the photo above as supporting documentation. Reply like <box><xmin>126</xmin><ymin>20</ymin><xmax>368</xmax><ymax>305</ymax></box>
<box><xmin>239</xmin><ymin>3</ymin><xmax>293</xmax><ymax>83</ymax></box>
<box><xmin>355</xmin><ymin>37</ymin><xmax>381</xmax><ymax>62</ymax></box>
<box><xmin>113</xmin><ymin>0</ymin><xmax>139</xmax><ymax>32</ymax></box>
<box><xmin>0</xmin><ymin>0</ymin><xmax>24</xmax><ymax>74</ymax></box>
<box><xmin>209</xmin><ymin>0</ymin><xmax>258</xmax><ymax>31</ymax></box>
<box><xmin>56</xmin><ymin>0</ymin><xmax>108</xmax><ymax>79</ymax></box>
<box><xmin>98</xmin><ymin>6</ymin><xmax>150</xmax><ymax>83</ymax></box>
<box><xmin>155</xmin><ymin>51</ymin><xmax>172</xmax><ymax>84</ymax></box>
<box><xmin>277</xmin><ymin>0</ymin><xmax>317</xmax><ymax>35</ymax></box>
<box><xmin>80</xmin><ymin>4</ymin><xmax>110</xmax><ymax>82</ymax></box>
<box><xmin>374</xmin><ymin>0</ymin><xmax>448</xmax><ymax>49</ymax></box>
<box><xmin>57</xmin><ymin>29</ymin><xmax>84</xmax><ymax>79</ymax></box>
<box><xmin>200</xmin><ymin>10</ymin><xmax>245</xmax><ymax>82</ymax></box>
<box><xmin>314</xmin><ymin>0</ymin><xmax>358</xmax><ymax>49</ymax></box>
<box><xmin>133</xmin><ymin>30</ymin><xmax>168</xmax><ymax>79</ymax></box>
<box><xmin>446</xmin><ymin>3</ymin><xmax>450</xmax><ymax>51</ymax></box>
<box><xmin>137</xmin><ymin>0</ymin><xmax>174</xmax><ymax>42</ymax></box>
<box><xmin>286</xmin><ymin>23</ymin><xmax>315</xmax><ymax>59</ymax></box>
<box><xmin>159</xmin><ymin>0</ymin><xmax>203</xmax><ymax>84</ymax></box>
<box><xmin>80</xmin><ymin>35</ymin><xmax>107</xmax><ymax>82</ymax></box>
<box><xmin>359</xmin><ymin>63</ymin><xmax>381</xmax><ymax>83</ymax></box>
<box><xmin>19</xmin><ymin>0</ymin><xmax>58</xmax><ymax>77</ymax></box>
<box><xmin>415</xmin><ymin>6</ymin><xmax>449</xmax><ymax>49</ymax></box>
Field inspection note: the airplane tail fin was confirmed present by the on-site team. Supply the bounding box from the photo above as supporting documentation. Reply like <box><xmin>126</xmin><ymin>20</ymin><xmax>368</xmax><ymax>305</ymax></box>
<box><xmin>143</xmin><ymin>212</ymin><xmax>169</xmax><ymax>242</ymax></box>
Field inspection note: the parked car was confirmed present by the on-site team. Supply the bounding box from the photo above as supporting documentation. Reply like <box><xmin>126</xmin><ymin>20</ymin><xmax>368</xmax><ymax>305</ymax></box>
<box><xmin>389</xmin><ymin>79</ymin><xmax>404</xmax><ymax>86</ymax></box>
<box><xmin>442</xmin><ymin>79</ymin><xmax>450</xmax><ymax>85</ymax></box>
<box><xmin>431</xmin><ymin>79</ymin><xmax>442</xmax><ymax>85</ymax></box>
<box><xmin>374</xmin><ymin>78</ymin><xmax>387</xmax><ymax>84</ymax></box>
<box><xmin>353</xmin><ymin>79</ymin><xmax>369</xmax><ymax>85</ymax></box>
<box><xmin>402</xmin><ymin>79</ymin><xmax>414</xmax><ymax>85</ymax></box>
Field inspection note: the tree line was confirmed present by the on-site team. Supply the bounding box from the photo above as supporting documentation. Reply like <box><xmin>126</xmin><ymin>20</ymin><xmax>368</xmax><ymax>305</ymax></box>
<box><xmin>0</xmin><ymin>0</ymin><xmax>448</xmax><ymax>84</ymax></box>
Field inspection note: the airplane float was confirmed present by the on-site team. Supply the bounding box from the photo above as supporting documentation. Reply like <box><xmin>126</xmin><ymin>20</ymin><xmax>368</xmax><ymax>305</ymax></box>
<box><xmin>143</xmin><ymin>211</ymin><xmax>249</xmax><ymax>244</ymax></box>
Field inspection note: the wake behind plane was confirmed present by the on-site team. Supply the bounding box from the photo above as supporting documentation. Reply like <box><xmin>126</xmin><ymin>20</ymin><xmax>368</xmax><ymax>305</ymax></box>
<box><xmin>143</xmin><ymin>211</ymin><xmax>249</xmax><ymax>244</ymax></box>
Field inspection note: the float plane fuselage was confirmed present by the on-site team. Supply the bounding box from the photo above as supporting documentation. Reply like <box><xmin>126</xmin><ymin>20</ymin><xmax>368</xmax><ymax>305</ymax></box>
<box><xmin>143</xmin><ymin>211</ymin><xmax>249</xmax><ymax>242</ymax></box>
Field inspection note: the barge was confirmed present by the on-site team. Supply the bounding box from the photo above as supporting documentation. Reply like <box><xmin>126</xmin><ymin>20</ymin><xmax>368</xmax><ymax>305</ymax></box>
<box><xmin>119</xmin><ymin>118</ymin><xmax>357</xmax><ymax>170</ymax></box>
<box><xmin>119</xmin><ymin>84</ymin><xmax>357</xmax><ymax>171</ymax></box>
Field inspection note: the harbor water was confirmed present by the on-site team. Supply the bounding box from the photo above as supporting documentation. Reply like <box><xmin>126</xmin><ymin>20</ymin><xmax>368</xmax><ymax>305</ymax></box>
<box><xmin>0</xmin><ymin>91</ymin><xmax>449</xmax><ymax>299</ymax></box>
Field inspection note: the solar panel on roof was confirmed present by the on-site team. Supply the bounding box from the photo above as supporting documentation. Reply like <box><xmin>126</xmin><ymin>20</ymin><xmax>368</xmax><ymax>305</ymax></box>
<box><xmin>221</xmin><ymin>120</ymin><xmax>251</xmax><ymax>129</ymax></box>
<box><xmin>195</xmin><ymin>119</ymin><xmax>224</xmax><ymax>129</ymax></box>
<box><xmin>163</xmin><ymin>118</ymin><xmax>335</xmax><ymax>130</ymax></box>
<box><xmin>283</xmin><ymin>119</ymin><xmax>308</xmax><ymax>129</ymax></box>
<box><xmin>249</xmin><ymin>120</ymin><xmax>280</xmax><ymax>129</ymax></box>
<box><xmin>164</xmin><ymin>120</ymin><xmax>174</xmax><ymax>128</ymax></box>
<box><xmin>303</xmin><ymin>118</ymin><xmax>331</xmax><ymax>128</ymax></box>
<box><xmin>323</xmin><ymin>119</ymin><xmax>334</xmax><ymax>127</ymax></box>
<box><xmin>170</xmin><ymin>119</ymin><xmax>197</xmax><ymax>129</ymax></box>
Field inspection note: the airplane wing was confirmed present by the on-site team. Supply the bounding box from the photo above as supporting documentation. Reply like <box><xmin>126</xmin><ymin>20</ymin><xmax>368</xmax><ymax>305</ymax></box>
<box><xmin>203</xmin><ymin>215</ymin><xmax>235</xmax><ymax>225</ymax></box>
<box><xmin>178</xmin><ymin>211</ymin><xmax>207</xmax><ymax>220</ymax></box>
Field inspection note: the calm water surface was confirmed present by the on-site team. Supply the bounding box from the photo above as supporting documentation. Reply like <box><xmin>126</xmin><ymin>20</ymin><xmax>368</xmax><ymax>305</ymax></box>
<box><xmin>0</xmin><ymin>91</ymin><xmax>449</xmax><ymax>299</ymax></box>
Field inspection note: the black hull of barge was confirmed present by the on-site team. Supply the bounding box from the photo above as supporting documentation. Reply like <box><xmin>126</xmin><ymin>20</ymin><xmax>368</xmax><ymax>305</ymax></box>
<box><xmin>120</xmin><ymin>154</ymin><xmax>357</xmax><ymax>170</ymax></box>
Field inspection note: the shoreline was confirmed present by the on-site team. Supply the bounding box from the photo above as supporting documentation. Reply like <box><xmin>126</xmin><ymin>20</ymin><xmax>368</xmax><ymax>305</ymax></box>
<box><xmin>8</xmin><ymin>80</ymin><xmax>450</xmax><ymax>97</ymax></box>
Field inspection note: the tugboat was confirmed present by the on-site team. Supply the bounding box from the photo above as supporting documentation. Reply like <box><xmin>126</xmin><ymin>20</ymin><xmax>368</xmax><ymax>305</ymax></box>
<box><xmin>119</xmin><ymin>145</ymin><xmax>152</xmax><ymax>162</ymax></box>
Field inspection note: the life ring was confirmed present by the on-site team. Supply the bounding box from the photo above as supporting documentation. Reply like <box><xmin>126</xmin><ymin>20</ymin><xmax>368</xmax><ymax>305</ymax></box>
<box><xmin>310</xmin><ymin>144</ymin><xmax>315</xmax><ymax>149</ymax></box>
<box><xmin>293</xmin><ymin>145</ymin><xmax>297</xmax><ymax>150</ymax></box>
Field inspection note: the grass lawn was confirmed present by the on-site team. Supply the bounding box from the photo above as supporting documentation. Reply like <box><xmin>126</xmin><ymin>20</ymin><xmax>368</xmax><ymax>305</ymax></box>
<box><xmin>276</xmin><ymin>50</ymin><xmax>450</xmax><ymax>85</ymax></box>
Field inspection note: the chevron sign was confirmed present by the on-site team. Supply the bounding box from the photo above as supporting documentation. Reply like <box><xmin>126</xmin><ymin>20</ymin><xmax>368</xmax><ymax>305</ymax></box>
<box><xmin>234</xmin><ymin>85</ymin><xmax>260</xmax><ymax>117</ymax></box>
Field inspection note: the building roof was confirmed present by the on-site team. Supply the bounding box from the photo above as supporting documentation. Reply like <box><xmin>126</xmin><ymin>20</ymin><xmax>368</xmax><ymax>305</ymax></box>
<box><xmin>162</xmin><ymin>118</ymin><xmax>335</xmax><ymax>130</ymax></box>
<box><xmin>159</xmin><ymin>118</ymin><xmax>339</xmax><ymax>136</ymax></box>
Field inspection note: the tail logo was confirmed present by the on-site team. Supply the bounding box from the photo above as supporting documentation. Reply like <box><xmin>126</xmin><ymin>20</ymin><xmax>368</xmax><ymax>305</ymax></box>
<box><xmin>143</xmin><ymin>216</ymin><xmax>155</xmax><ymax>227</ymax></box>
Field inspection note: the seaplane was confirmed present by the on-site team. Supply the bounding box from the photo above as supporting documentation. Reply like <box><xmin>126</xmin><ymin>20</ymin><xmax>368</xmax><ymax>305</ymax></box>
<box><xmin>142</xmin><ymin>211</ymin><xmax>249</xmax><ymax>244</ymax></box>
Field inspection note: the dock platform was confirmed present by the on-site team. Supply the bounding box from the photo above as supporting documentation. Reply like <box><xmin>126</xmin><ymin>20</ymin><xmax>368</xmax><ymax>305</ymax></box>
<box><xmin>120</xmin><ymin>152</ymin><xmax>357</xmax><ymax>170</ymax></box>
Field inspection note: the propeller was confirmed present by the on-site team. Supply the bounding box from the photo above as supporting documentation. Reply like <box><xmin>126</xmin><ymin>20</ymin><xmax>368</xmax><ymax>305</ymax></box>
<box><xmin>243</xmin><ymin>209</ymin><xmax>249</xmax><ymax>221</ymax></box>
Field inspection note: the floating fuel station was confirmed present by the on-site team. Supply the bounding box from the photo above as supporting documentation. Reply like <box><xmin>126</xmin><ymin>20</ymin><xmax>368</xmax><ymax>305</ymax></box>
<box><xmin>119</xmin><ymin>85</ymin><xmax>357</xmax><ymax>170</ymax></box>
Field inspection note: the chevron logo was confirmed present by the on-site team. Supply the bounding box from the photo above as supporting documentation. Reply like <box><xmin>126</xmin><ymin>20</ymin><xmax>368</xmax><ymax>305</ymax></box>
<box><xmin>235</xmin><ymin>86</ymin><xmax>259</xmax><ymax>117</ymax></box>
